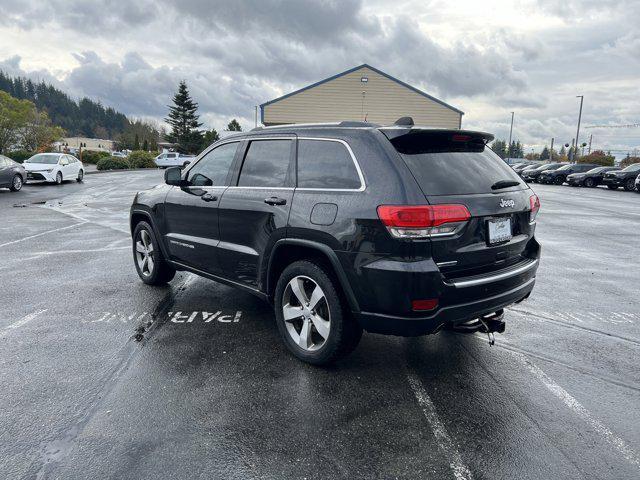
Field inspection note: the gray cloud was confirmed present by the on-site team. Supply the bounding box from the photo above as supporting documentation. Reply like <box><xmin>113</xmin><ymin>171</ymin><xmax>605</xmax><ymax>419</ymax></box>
<box><xmin>1</xmin><ymin>0</ymin><xmax>638</xmax><ymax>153</ymax></box>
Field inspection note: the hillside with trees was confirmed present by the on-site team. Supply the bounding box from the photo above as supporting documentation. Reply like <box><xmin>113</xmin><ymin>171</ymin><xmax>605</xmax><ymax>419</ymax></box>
<box><xmin>0</xmin><ymin>71</ymin><xmax>129</xmax><ymax>139</ymax></box>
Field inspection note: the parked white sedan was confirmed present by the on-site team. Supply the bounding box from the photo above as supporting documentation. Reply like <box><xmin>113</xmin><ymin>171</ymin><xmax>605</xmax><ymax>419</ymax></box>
<box><xmin>154</xmin><ymin>152</ymin><xmax>195</xmax><ymax>168</ymax></box>
<box><xmin>23</xmin><ymin>153</ymin><xmax>85</xmax><ymax>184</ymax></box>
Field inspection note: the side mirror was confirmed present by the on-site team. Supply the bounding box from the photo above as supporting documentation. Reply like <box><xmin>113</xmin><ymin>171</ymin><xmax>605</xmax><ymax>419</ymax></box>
<box><xmin>164</xmin><ymin>167</ymin><xmax>184</xmax><ymax>186</ymax></box>
<box><xmin>181</xmin><ymin>160</ymin><xmax>191</xmax><ymax>168</ymax></box>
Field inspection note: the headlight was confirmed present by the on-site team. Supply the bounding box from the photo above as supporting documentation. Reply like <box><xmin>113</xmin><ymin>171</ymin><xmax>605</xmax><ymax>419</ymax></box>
<box><xmin>46</xmin><ymin>169</ymin><xmax>54</xmax><ymax>173</ymax></box>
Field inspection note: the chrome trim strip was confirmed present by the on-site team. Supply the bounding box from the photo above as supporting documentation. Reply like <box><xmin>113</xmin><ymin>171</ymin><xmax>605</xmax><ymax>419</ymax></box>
<box><xmin>295</xmin><ymin>137</ymin><xmax>366</xmax><ymax>192</ymax></box>
<box><xmin>451</xmin><ymin>259</ymin><xmax>538</xmax><ymax>288</ymax></box>
<box><xmin>436</xmin><ymin>260</ymin><xmax>458</xmax><ymax>267</ymax></box>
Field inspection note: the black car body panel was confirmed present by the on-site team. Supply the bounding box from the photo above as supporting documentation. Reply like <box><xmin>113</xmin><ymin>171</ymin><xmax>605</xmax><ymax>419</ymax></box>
<box><xmin>538</xmin><ymin>163</ymin><xmax>600</xmax><ymax>185</ymax></box>
<box><xmin>130</xmin><ymin>123</ymin><xmax>541</xmax><ymax>336</ymax></box>
<box><xmin>522</xmin><ymin>163</ymin><xmax>567</xmax><ymax>183</ymax></box>
<box><xmin>602</xmin><ymin>164</ymin><xmax>640</xmax><ymax>190</ymax></box>
<box><xmin>567</xmin><ymin>166</ymin><xmax>619</xmax><ymax>186</ymax></box>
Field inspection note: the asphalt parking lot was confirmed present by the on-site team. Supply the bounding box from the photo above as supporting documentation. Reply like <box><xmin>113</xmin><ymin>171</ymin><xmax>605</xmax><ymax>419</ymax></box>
<box><xmin>1</xmin><ymin>171</ymin><xmax>639</xmax><ymax>480</ymax></box>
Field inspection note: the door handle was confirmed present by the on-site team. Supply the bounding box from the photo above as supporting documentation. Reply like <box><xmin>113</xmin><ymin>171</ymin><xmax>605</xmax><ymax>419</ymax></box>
<box><xmin>201</xmin><ymin>193</ymin><xmax>218</xmax><ymax>202</ymax></box>
<box><xmin>264</xmin><ymin>196</ymin><xmax>287</xmax><ymax>206</ymax></box>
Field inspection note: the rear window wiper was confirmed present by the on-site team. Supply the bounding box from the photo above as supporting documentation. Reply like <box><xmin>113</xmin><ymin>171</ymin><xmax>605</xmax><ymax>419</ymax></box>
<box><xmin>491</xmin><ymin>180</ymin><xmax>521</xmax><ymax>190</ymax></box>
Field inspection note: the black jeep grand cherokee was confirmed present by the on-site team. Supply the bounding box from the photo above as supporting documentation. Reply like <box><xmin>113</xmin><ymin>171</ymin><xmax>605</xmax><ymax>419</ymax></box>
<box><xmin>130</xmin><ymin>120</ymin><xmax>541</xmax><ymax>364</ymax></box>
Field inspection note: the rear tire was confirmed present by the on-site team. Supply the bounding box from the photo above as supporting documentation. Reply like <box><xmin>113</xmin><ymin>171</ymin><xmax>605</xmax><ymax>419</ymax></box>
<box><xmin>274</xmin><ymin>260</ymin><xmax>362</xmax><ymax>365</ymax></box>
<box><xmin>624</xmin><ymin>179</ymin><xmax>635</xmax><ymax>191</ymax></box>
<box><xmin>9</xmin><ymin>174</ymin><xmax>23</xmax><ymax>192</ymax></box>
<box><xmin>77</xmin><ymin>170</ymin><xmax>84</xmax><ymax>182</ymax></box>
<box><xmin>583</xmin><ymin>177</ymin><xmax>595</xmax><ymax>188</ymax></box>
<box><xmin>554</xmin><ymin>176</ymin><xmax>564</xmax><ymax>185</ymax></box>
<box><xmin>132</xmin><ymin>221</ymin><xmax>176</xmax><ymax>285</ymax></box>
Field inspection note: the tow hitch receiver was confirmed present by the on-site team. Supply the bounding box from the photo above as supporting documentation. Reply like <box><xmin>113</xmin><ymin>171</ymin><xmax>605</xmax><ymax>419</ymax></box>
<box><xmin>448</xmin><ymin>309</ymin><xmax>505</xmax><ymax>346</ymax></box>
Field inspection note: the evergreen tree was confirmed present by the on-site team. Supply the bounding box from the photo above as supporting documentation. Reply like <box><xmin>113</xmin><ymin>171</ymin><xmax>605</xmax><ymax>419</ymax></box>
<box><xmin>540</xmin><ymin>146</ymin><xmax>550</xmax><ymax>160</ymax></box>
<box><xmin>202</xmin><ymin>128</ymin><xmax>220</xmax><ymax>148</ymax></box>
<box><xmin>134</xmin><ymin>133</ymin><xmax>140</xmax><ymax>150</ymax></box>
<box><xmin>165</xmin><ymin>81</ymin><xmax>203</xmax><ymax>154</ymax></box>
<box><xmin>490</xmin><ymin>139</ymin><xmax>507</xmax><ymax>159</ymax></box>
<box><xmin>559</xmin><ymin>145</ymin><xmax>567</xmax><ymax>156</ymax></box>
<box><xmin>143</xmin><ymin>139</ymin><xmax>149</xmax><ymax>151</ymax></box>
<box><xmin>227</xmin><ymin>119</ymin><xmax>242</xmax><ymax>131</ymax></box>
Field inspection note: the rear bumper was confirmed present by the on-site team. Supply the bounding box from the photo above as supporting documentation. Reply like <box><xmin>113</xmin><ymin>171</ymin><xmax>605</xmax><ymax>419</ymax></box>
<box><xmin>349</xmin><ymin>240</ymin><xmax>541</xmax><ymax>336</ymax></box>
<box><xmin>355</xmin><ymin>276</ymin><xmax>535</xmax><ymax>336</ymax></box>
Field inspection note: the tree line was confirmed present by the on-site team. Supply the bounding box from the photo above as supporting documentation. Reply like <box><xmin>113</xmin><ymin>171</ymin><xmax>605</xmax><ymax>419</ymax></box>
<box><xmin>0</xmin><ymin>71</ymin><xmax>129</xmax><ymax>139</ymax></box>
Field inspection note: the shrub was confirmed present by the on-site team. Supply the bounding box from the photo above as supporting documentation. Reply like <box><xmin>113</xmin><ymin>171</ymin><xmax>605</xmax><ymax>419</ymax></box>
<box><xmin>81</xmin><ymin>150</ymin><xmax>111</xmax><ymax>164</ymax></box>
<box><xmin>577</xmin><ymin>150</ymin><xmax>614</xmax><ymax>167</ymax></box>
<box><xmin>6</xmin><ymin>150</ymin><xmax>36</xmax><ymax>163</ymax></box>
<box><xmin>127</xmin><ymin>150</ymin><xmax>157</xmax><ymax>169</ymax></box>
<box><xmin>619</xmin><ymin>156</ymin><xmax>640</xmax><ymax>169</ymax></box>
<box><xmin>96</xmin><ymin>157</ymin><xmax>130</xmax><ymax>171</ymax></box>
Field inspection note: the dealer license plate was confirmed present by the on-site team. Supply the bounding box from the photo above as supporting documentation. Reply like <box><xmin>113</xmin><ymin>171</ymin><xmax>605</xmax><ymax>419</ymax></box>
<box><xmin>487</xmin><ymin>218</ymin><xmax>512</xmax><ymax>244</ymax></box>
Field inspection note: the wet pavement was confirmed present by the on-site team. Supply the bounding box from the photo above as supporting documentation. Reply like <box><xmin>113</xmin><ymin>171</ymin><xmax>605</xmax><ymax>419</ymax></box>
<box><xmin>1</xmin><ymin>171</ymin><xmax>639</xmax><ymax>479</ymax></box>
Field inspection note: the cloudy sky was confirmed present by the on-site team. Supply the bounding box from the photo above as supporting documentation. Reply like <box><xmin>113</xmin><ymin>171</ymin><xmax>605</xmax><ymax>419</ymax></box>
<box><xmin>1</xmin><ymin>0</ymin><xmax>639</xmax><ymax>154</ymax></box>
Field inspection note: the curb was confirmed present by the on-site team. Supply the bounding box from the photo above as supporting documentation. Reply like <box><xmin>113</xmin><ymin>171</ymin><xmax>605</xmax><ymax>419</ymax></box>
<box><xmin>85</xmin><ymin>168</ymin><xmax>160</xmax><ymax>175</ymax></box>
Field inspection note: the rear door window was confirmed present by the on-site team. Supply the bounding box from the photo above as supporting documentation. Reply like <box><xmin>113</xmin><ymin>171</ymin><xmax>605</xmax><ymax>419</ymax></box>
<box><xmin>237</xmin><ymin>139</ymin><xmax>293</xmax><ymax>187</ymax></box>
<box><xmin>188</xmin><ymin>142</ymin><xmax>239</xmax><ymax>187</ymax></box>
<box><xmin>387</xmin><ymin>131</ymin><xmax>525</xmax><ymax>196</ymax></box>
<box><xmin>297</xmin><ymin>139</ymin><xmax>362</xmax><ymax>189</ymax></box>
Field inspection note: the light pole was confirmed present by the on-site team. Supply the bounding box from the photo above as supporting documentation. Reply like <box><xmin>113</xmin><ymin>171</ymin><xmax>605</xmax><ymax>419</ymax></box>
<box><xmin>508</xmin><ymin>112</ymin><xmax>514</xmax><ymax>157</ymax></box>
<box><xmin>575</xmin><ymin>95</ymin><xmax>584</xmax><ymax>159</ymax></box>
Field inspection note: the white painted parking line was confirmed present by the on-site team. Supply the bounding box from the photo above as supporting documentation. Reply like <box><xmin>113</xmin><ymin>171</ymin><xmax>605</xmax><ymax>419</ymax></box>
<box><xmin>0</xmin><ymin>222</ymin><xmax>87</xmax><ymax>248</ymax></box>
<box><xmin>478</xmin><ymin>335</ymin><xmax>640</xmax><ymax>471</ymax></box>
<box><xmin>2</xmin><ymin>309</ymin><xmax>47</xmax><ymax>334</ymax></box>
<box><xmin>406</xmin><ymin>372</ymin><xmax>473</xmax><ymax>480</ymax></box>
<box><xmin>520</xmin><ymin>355</ymin><xmax>640</xmax><ymax>470</ymax></box>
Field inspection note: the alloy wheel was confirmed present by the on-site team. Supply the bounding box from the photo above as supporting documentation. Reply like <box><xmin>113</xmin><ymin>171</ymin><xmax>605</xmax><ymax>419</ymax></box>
<box><xmin>281</xmin><ymin>275</ymin><xmax>331</xmax><ymax>351</ymax></box>
<box><xmin>135</xmin><ymin>229</ymin><xmax>155</xmax><ymax>277</ymax></box>
<box><xmin>13</xmin><ymin>176</ymin><xmax>22</xmax><ymax>190</ymax></box>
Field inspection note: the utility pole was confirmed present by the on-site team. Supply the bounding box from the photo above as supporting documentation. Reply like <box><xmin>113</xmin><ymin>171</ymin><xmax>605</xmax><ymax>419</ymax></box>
<box><xmin>550</xmin><ymin>137</ymin><xmax>554</xmax><ymax>161</ymax></box>
<box><xmin>508</xmin><ymin>112</ymin><xmax>514</xmax><ymax>157</ymax></box>
<box><xmin>575</xmin><ymin>95</ymin><xmax>584</xmax><ymax>157</ymax></box>
<box><xmin>588</xmin><ymin>134</ymin><xmax>592</xmax><ymax>154</ymax></box>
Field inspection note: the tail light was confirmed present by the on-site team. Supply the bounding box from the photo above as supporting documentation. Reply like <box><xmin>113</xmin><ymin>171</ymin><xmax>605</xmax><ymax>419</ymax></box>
<box><xmin>377</xmin><ymin>204</ymin><xmax>470</xmax><ymax>239</ymax></box>
<box><xmin>529</xmin><ymin>194</ymin><xmax>540</xmax><ymax>223</ymax></box>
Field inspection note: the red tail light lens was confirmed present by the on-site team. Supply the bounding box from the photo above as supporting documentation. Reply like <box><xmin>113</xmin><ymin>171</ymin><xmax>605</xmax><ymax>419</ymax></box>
<box><xmin>529</xmin><ymin>194</ymin><xmax>540</xmax><ymax>223</ymax></box>
<box><xmin>377</xmin><ymin>205</ymin><xmax>470</xmax><ymax>239</ymax></box>
<box><xmin>412</xmin><ymin>299</ymin><xmax>439</xmax><ymax>311</ymax></box>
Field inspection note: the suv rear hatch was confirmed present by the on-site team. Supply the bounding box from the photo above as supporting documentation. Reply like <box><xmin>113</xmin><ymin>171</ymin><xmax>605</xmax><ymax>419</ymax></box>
<box><xmin>380</xmin><ymin>128</ymin><xmax>538</xmax><ymax>281</ymax></box>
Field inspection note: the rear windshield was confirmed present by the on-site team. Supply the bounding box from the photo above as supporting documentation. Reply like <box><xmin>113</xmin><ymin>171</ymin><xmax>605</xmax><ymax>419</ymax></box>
<box><xmin>389</xmin><ymin>131</ymin><xmax>526</xmax><ymax>196</ymax></box>
<box><xmin>622</xmin><ymin>163</ymin><xmax>640</xmax><ymax>172</ymax></box>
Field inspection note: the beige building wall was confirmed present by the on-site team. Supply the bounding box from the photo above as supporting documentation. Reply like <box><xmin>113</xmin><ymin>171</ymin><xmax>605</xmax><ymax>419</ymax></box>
<box><xmin>262</xmin><ymin>66</ymin><xmax>462</xmax><ymax>128</ymax></box>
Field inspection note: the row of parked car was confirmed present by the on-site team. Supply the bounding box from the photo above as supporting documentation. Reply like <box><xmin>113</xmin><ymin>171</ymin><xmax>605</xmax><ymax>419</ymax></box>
<box><xmin>512</xmin><ymin>161</ymin><xmax>640</xmax><ymax>192</ymax></box>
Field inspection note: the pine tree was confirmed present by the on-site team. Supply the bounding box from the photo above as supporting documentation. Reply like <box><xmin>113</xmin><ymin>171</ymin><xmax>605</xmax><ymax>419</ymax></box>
<box><xmin>540</xmin><ymin>146</ymin><xmax>550</xmax><ymax>160</ymax></box>
<box><xmin>227</xmin><ymin>119</ymin><xmax>242</xmax><ymax>131</ymax></box>
<box><xmin>134</xmin><ymin>133</ymin><xmax>140</xmax><ymax>150</ymax></box>
<box><xmin>164</xmin><ymin>81</ymin><xmax>203</xmax><ymax>154</ymax></box>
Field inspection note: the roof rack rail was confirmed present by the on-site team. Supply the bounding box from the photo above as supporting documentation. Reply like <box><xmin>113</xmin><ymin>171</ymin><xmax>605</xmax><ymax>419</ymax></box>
<box><xmin>250</xmin><ymin>121</ymin><xmax>379</xmax><ymax>131</ymax></box>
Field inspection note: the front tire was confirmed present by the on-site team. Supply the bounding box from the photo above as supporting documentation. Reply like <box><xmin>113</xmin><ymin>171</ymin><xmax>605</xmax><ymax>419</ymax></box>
<box><xmin>624</xmin><ymin>179</ymin><xmax>635</xmax><ymax>191</ymax></box>
<box><xmin>274</xmin><ymin>260</ymin><xmax>362</xmax><ymax>365</ymax></box>
<box><xmin>10</xmin><ymin>174</ymin><xmax>23</xmax><ymax>192</ymax></box>
<box><xmin>554</xmin><ymin>176</ymin><xmax>564</xmax><ymax>185</ymax></box>
<box><xmin>132</xmin><ymin>221</ymin><xmax>176</xmax><ymax>285</ymax></box>
<box><xmin>584</xmin><ymin>177</ymin><xmax>595</xmax><ymax>188</ymax></box>
<box><xmin>55</xmin><ymin>171</ymin><xmax>63</xmax><ymax>185</ymax></box>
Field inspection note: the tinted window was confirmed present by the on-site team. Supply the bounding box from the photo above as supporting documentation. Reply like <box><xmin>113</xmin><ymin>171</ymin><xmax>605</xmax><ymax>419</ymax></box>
<box><xmin>188</xmin><ymin>142</ymin><xmax>238</xmax><ymax>187</ymax></box>
<box><xmin>238</xmin><ymin>140</ymin><xmax>293</xmax><ymax>187</ymax></box>
<box><xmin>622</xmin><ymin>163</ymin><xmax>640</xmax><ymax>172</ymax></box>
<box><xmin>297</xmin><ymin>139</ymin><xmax>361</xmax><ymax>189</ymax></box>
<box><xmin>0</xmin><ymin>157</ymin><xmax>8</xmax><ymax>167</ymax></box>
<box><xmin>391</xmin><ymin>133</ymin><xmax>525</xmax><ymax>196</ymax></box>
